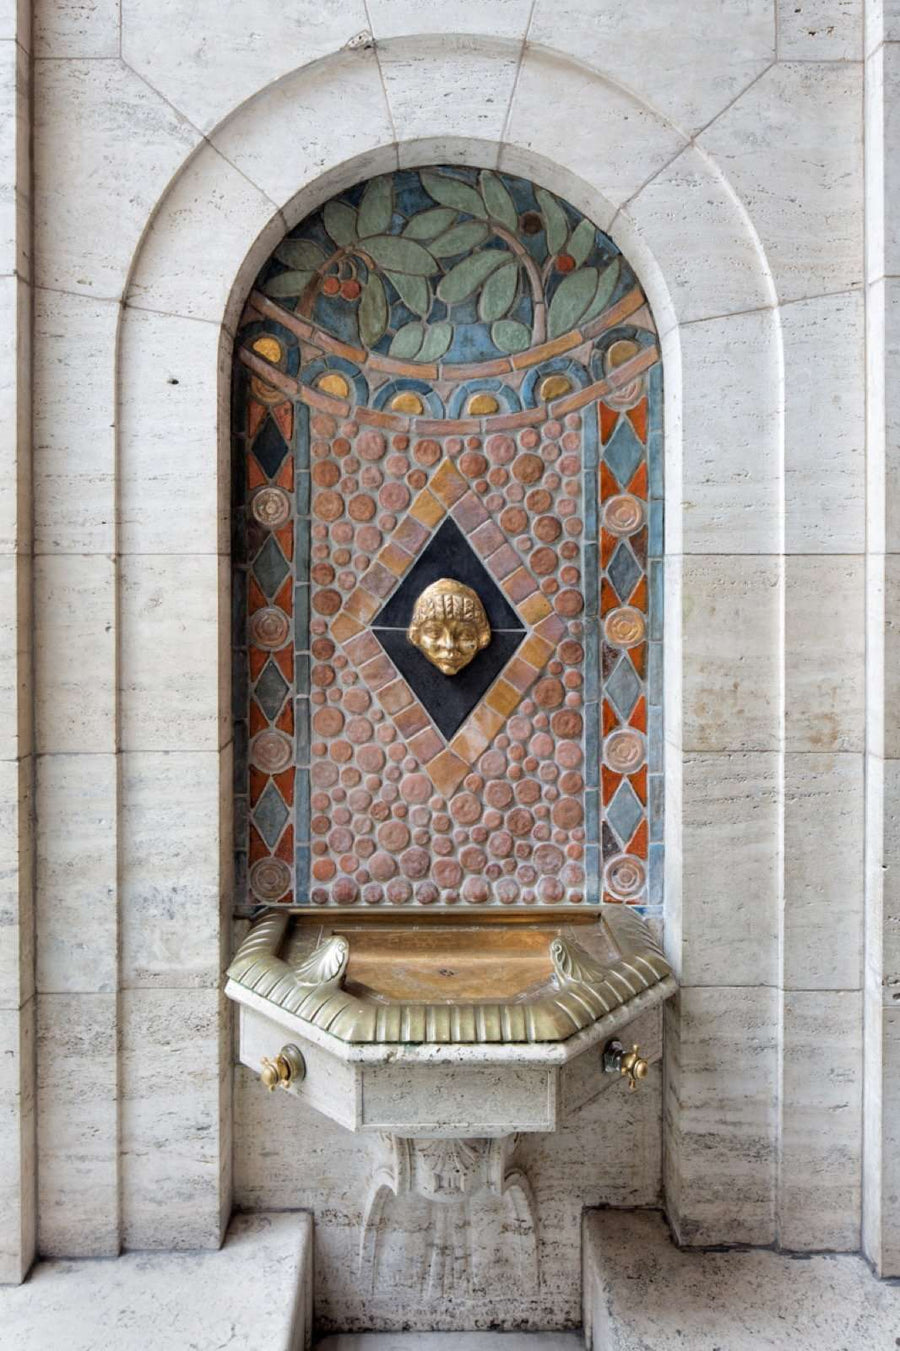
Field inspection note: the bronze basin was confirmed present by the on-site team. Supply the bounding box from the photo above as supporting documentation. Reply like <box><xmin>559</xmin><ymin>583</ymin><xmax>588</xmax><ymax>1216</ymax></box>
<box><xmin>227</xmin><ymin>906</ymin><xmax>673</xmax><ymax>1046</ymax></box>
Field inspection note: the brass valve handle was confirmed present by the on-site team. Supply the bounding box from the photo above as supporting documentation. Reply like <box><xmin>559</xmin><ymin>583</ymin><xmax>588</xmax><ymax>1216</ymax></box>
<box><xmin>602</xmin><ymin>1038</ymin><xmax>649</xmax><ymax>1091</ymax></box>
<box><xmin>620</xmin><ymin>1044</ymin><xmax>649</xmax><ymax>1091</ymax></box>
<box><xmin>259</xmin><ymin>1044</ymin><xmax>305</xmax><ymax>1092</ymax></box>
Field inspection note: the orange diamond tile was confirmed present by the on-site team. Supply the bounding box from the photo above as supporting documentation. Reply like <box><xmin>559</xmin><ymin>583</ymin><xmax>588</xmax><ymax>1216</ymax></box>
<box><xmin>486</xmin><ymin>678</ymin><xmax>521</xmax><ymax>718</ymax></box>
<box><xmin>519</xmin><ymin>592</ymin><xmax>552</xmax><ymax>625</ymax></box>
<box><xmin>449</xmin><ymin>723</ymin><xmax>490</xmax><ymax>766</ymax></box>
<box><xmin>331</xmin><ymin>611</ymin><xmax>364</xmax><ymax>644</ymax></box>
<box><xmin>378</xmin><ymin>540</ymin><xmax>414</xmax><ymax>576</ymax></box>
<box><xmin>430</xmin><ymin>459</ymin><xmax>468</xmax><ymax>507</ymax></box>
<box><xmin>426</xmin><ymin>748</ymin><xmax>469</xmax><ymax>796</ymax></box>
<box><xmin>409</xmin><ymin>489</ymin><xmax>445</xmax><ymax>527</ymax></box>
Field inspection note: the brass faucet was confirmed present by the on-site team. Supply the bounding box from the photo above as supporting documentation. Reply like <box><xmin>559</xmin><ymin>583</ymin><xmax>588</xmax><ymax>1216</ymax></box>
<box><xmin>602</xmin><ymin>1039</ymin><xmax>649</xmax><ymax>1091</ymax></box>
<box><xmin>259</xmin><ymin>1044</ymin><xmax>305</xmax><ymax>1091</ymax></box>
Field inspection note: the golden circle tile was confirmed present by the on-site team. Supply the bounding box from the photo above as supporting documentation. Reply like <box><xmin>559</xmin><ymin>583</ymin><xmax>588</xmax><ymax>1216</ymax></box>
<box><xmin>251</xmin><ymin>486</ymin><xmax>291</xmax><ymax>529</ymax></box>
<box><xmin>539</xmin><ymin>373</ymin><xmax>573</xmax><ymax>402</ymax></box>
<box><xmin>467</xmin><ymin>392</ymin><xmax>500</xmax><ymax>415</ymax></box>
<box><xmin>602</xmin><ymin>493</ymin><xmax>644</xmax><ymax>537</ymax></box>
<box><xmin>604</xmin><ymin>853</ymin><xmax>645</xmax><ymax>899</ymax></box>
<box><xmin>390</xmin><ymin>391</ymin><xmax>424</xmax><ymax>414</ymax></box>
<box><xmin>604</xmin><ymin>605</ymin><xmax>645</xmax><ymax>648</ymax></box>
<box><xmin>249</xmin><ymin>606</ymin><xmax>291</xmax><ymax>649</ymax></box>
<box><xmin>604</xmin><ymin>728</ymin><xmax>646</xmax><ymax>773</ymax></box>
<box><xmin>251</xmin><ymin>729</ymin><xmax>293</xmax><ymax>774</ymax></box>
<box><xmin>252</xmin><ymin>335</ymin><xmax>283</xmax><ymax>364</ymax></box>
<box><xmin>317</xmin><ymin>372</ymin><xmax>350</xmax><ymax>399</ymax></box>
<box><xmin>249</xmin><ymin>857</ymin><xmax>291</xmax><ymax>901</ymax></box>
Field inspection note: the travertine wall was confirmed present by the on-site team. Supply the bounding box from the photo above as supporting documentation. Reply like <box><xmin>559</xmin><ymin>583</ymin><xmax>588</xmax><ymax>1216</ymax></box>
<box><xmin>0</xmin><ymin>0</ymin><xmax>894</xmax><ymax>1320</ymax></box>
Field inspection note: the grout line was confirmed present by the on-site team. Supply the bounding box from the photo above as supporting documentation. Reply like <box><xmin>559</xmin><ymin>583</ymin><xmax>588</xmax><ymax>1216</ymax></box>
<box><xmin>362</xmin><ymin>0</ymin><xmax>400</xmax><ymax>155</ymax></box>
<box><xmin>498</xmin><ymin>0</ymin><xmax>536</xmax><ymax>153</ymax></box>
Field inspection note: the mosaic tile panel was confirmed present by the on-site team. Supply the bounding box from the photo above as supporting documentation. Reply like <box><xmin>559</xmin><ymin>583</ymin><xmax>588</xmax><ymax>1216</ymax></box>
<box><xmin>233</xmin><ymin>167</ymin><xmax>663</xmax><ymax>910</ymax></box>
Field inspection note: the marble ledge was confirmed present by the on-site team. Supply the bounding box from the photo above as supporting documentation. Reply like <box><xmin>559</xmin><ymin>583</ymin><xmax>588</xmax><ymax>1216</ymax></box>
<box><xmin>583</xmin><ymin>1208</ymin><xmax>898</xmax><ymax>1351</ymax></box>
<box><xmin>0</xmin><ymin>1213</ymin><xmax>313</xmax><ymax>1348</ymax></box>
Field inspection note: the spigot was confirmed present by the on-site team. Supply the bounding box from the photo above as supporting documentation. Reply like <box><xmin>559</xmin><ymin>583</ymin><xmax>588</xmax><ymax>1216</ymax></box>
<box><xmin>259</xmin><ymin>1045</ymin><xmax>305</xmax><ymax>1092</ymax></box>
<box><xmin>602</xmin><ymin>1039</ymin><xmax>649</xmax><ymax>1091</ymax></box>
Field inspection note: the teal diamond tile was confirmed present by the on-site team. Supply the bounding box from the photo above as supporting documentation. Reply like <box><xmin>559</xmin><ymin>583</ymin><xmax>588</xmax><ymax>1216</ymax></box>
<box><xmin>606</xmin><ymin>779</ymin><xmax>642</xmax><ymax>846</ymax></box>
<box><xmin>605</xmin><ymin>655</ymin><xmax>640</xmax><ymax>719</ymax></box>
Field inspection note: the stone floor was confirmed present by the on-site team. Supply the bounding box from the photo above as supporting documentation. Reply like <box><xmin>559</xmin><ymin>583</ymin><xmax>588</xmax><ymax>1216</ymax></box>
<box><xmin>583</xmin><ymin>1209</ymin><xmax>900</xmax><ymax>1350</ymax></box>
<box><xmin>0</xmin><ymin>1213</ymin><xmax>313</xmax><ymax>1351</ymax></box>
<box><xmin>315</xmin><ymin>1339</ymin><xmax>583</xmax><ymax>1349</ymax></box>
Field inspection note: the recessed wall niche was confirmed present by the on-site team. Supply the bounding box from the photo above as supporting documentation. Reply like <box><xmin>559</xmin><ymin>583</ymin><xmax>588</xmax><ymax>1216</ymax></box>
<box><xmin>232</xmin><ymin>167</ymin><xmax>663</xmax><ymax>911</ymax></box>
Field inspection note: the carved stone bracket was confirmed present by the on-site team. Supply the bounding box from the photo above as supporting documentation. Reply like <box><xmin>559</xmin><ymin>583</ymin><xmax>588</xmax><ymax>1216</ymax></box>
<box><xmin>360</xmin><ymin>1133</ymin><xmax>539</xmax><ymax>1297</ymax></box>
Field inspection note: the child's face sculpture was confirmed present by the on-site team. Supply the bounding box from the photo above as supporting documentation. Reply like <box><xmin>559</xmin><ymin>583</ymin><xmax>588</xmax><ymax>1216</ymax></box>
<box><xmin>407</xmin><ymin>578</ymin><xmax>491</xmax><ymax>676</ymax></box>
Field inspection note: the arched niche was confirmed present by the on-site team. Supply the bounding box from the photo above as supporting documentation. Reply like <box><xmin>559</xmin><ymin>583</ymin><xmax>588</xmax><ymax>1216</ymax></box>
<box><xmin>232</xmin><ymin>166</ymin><xmax>663</xmax><ymax>911</ymax></box>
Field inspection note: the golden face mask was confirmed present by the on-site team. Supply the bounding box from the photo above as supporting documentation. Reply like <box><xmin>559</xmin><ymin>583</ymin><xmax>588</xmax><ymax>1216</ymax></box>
<box><xmin>407</xmin><ymin>578</ymin><xmax>491</xmax><ymax>676</ymax></box>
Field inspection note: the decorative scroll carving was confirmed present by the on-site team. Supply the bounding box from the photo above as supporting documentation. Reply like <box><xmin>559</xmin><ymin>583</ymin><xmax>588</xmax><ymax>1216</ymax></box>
<box><xmin>550</xmin><ymin>936</ymin><xmax>609</xmax><ymax>987</ymax></box>
<box><xmin>291</xmin><ymin>934</ymin><xmax>349</xmax><ymax>987</ymax></box>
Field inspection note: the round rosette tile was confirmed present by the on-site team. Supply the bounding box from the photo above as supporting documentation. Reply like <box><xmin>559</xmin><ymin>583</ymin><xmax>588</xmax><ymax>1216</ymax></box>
<box><xmin>251</xmin><ymin>729</ymin><xmax>293</xmax><ymax>774</ymax></box>
<box><xmin>250</xmin><ymin>857</ymin><xmax>291</xmax><ymax>901</ymax></box>
<box><xmin>251</xmin><ymin>486</ymin><xmax>291</xmax><ymax>529</ymax></box>
<box><xmin>602</xmin><ymin>494</ymin><xmax>644</xmax><ymax>537</ymax></box>
<box><xmin>603</xmin><ymin>728</ymin><xmax>646</xmax><ymax>774</ymax></box>
<box><xmin>250</xmin><ymin>606</ymin><xmax>290</xmax><ymax>649</ymax></box>
<box><xmin>604</xmin><ymin>853</ymin><xmax>646</xmax><ymax>900</ymax></box>
<box><xmin>604</xmin><ymin>605</ymin><xmax>645</xmax><ymax>648</ymax></box>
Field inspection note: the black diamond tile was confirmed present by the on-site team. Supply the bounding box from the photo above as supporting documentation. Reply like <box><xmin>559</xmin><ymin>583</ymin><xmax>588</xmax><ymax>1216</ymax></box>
<box><xmin>254</xmin><ymin>535</ymin><xmax>289</xmax><ymax>598</ymax></box>
<box><xmin>255</xmin><ymin>660</ymin><xmax>289</xmax><ymax>721</ymax></box>
<box><xmin>375</xmin><ymin>517</ymin><xmax>523</xmax><ymax>632</ymax></box>
<box><xmin>608</xmin><ymin>542</ymin><xmax>641</xmax><ymax>602</ymax></box>
<box><xmin>372</xmin><ymin>516</ymin><xmax>525</xmax><ymax>740</ymax></box>
<box><xmin>252</xmin><ymin>417</ymin><xmax>288</xmax><ymax>478</ymax></box>
<box><xmin>377</xmin><ymin>628</ymin><xmax>524</xmax><ymax>740</ymax></box>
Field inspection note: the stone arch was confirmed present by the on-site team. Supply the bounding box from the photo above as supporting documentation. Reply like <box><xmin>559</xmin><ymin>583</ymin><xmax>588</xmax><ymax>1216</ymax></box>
<box><xmin>114</xmin><ymin>36</ymin><xmax>782</xmax><ymax>1248</ymax></box>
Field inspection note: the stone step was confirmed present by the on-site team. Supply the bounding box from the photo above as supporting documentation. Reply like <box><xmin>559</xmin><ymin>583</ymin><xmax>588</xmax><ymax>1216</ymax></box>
<box><xmin>583</xmin><ymin>1209</ymin><xmax>900</xmax><ymax>1350</ymax></box>
<box><xmin>0</xmin><ymin>1213</ymin><xmax>313</xmax><ymax>1351</ymax></box>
